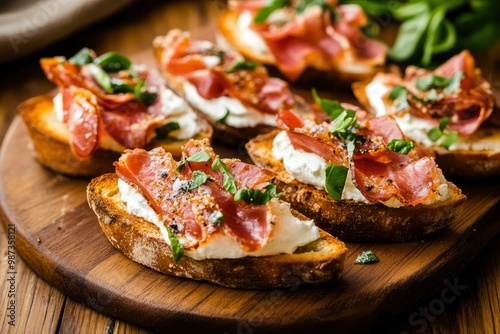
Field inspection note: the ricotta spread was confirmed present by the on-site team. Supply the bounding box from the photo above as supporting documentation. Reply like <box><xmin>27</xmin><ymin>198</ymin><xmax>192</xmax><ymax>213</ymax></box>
<box><xmin>272</xmin><ymin>130</ymin><xmax>450</xmax><ymax>207</ymax></box>
<box><xmin>118</xmin><ymin>178</ymin><xmax>320</xmax><ymax>260</ymax></box>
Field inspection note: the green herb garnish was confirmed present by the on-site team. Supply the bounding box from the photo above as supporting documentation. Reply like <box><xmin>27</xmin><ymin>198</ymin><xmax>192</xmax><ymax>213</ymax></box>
<box><xmin>354</xmin><ymin>250</ymin><xmax>380</xmax><ymax>264</ymax></box>
<box><xmin>329</xmin><ymin>109</ymin><xmax>358</xmax><ymax>140</ymax></box>
<box><xmin>388</xmin><ymin>85</ymin><xmax>410</xmax><ymax>111</ymax></box>
<box><xmin>325</xmin><ymin>164</ymin><xmax>348</xmax><ymax>201</ymax></box>
<box><xmin>211</xmin><ymin>156</ymin><xmax>237</xmax><ymax>194</ymax></box>
<box><xmin>110</xmin><ymin>78</ymin><xmax>134</xmax><ymax>93</ymax></box>
<box><xmin>68</xmin><ymin>47</ymin><xmax>94</xmax><ymax>65</ymax></box>
<box><xmin>165</xmin><ymin>227</ymin><xmax>184</xmax><ymax>264</ymax></box>
<box><xmin>234</xmin><ymin>184</ymin><xmax>283</xmax><ymax>205</ymax></box>
<box><xmin>155</xmin><ymin>122</ymin><xmax>180</xmax><ymax>140</ymax></box>
<box><xmin>134</xmin><ymin>79</ymin><xmax>158</xmax><ymax>106</ymax></box>
<box><xmin>226</xmin><ymin>60</ymin><xmax>258</xmax><ymax>73</ymax></box>
<box><xmin>94</xmin><ymin>51</ymin><xmax>132</xmax><ymax>72</ymax></box>
<box><xmin>387</xmin><ymin>139</ymin><xmax>415</xmax><ymax>155</ymax></box>
<box><xmin>176</xmin><ymin>151</ymin><xmax>211</xmax><ymax>172</ymax></box>
<box><xmin>88</xmin><ymin>63</ymin><xmax>113</xmax><ymax>94</ymax></box>
<box><xmin>416</xmin><ymin>71</ymin><xmax>463</xmax><ymax>95</ymax></box>
<box><xmin>254</xmin><ymin>0</ymin><xmax>291</xmax><ymax>23</ymax></box>
<box><xmin>312</xmin><ymin>88</ymin><xmax>345</xmax><ymax>120</ymax></box>
<box><xmin>427</xmin><ymin>117</ymin><xmax>459</xmax><ymax>149</ymax></box>
<box><xmin>312</xmin><ymin>89</ymin><xmax>360</xmax><ymax>141</ymax></box>
<box><xmin>186</xmin><ymin>170</ymin><xmax>212</xmax><ymax>191</ymax></box>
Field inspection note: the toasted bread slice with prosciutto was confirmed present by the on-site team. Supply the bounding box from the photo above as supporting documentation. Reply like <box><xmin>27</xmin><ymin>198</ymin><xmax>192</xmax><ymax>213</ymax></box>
<box><xmin>246</xmin><ymin>95</ymin><xmax>466</xmax><ymax>242</ymax></box>
<box><xmin>352</xmin><ymin>50</ymin><xmax>500</xmax><ymax>178</ymax></box>
<box><xmin>216</xmin><ymin>1</ymin><xmax>387</xmax><ymax>84</ymax></box>
<box><xmin>18</xmin><ymin>48</ymin><xmax>212</xmax><ymax>177</ymax></box>
<box><xmin>152</xmin><ymin>29</ymin><xmax>315</xmax><ymax>146</ymax></box>
<box><xmin>87</xmin><ymin>139</ymin><xmax>347</xmax><ymax>288</ymax></box>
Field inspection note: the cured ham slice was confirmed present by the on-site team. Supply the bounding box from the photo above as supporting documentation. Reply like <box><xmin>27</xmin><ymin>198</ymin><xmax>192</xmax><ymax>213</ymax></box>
<box><xmin>115</xmin><ymin>140</ymin><xmax>275</xmax><ymax>251</ymax></box>
<box><xmin>353</xmin><ymin>51</ymin><xmax>494</xmax><ymax>136</ymax></box>
<box><xmin>277</xmin><ymin>106</ymin><xmax>443</xmax><ymax>206</ymax></box>
<box><xmin>155</xmin><ymin>29</ymin><xmax>296</xmax><ymax>114</ymax></box>
<box><xmin>40</xmin><ymin>51</ymin><xmax>174</xmax><ymax>154</ymax></box>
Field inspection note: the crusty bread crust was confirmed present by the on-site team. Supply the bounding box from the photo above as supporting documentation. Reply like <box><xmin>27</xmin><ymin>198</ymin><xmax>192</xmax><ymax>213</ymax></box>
<box><xmin>17</xmin><ymin>94</ymin><xmax>213</xmax><ymax>178</ymax></box>
<box><xmin>246</xmin><ymin>130</ymin><xmax>467</xmax><ymax>242</ymax></box>
<box><xmin>87</xmin><ymin>173</ymin><xmax>347</xmax><ymax>289</ymax></box>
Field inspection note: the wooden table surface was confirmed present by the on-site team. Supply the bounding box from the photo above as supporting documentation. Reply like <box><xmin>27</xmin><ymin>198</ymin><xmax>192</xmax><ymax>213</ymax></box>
<box><xmin>0</xmin><ymin>0</ymin><xmax>499</xmax><ymax>333</ymax></box>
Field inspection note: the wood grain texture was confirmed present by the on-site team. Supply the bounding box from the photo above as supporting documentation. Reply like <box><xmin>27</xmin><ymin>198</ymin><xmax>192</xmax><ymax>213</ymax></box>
<box><xmin>0</xmin><ymin>0</ymin><xmax>499</xmax><ymax>333</ymax></box>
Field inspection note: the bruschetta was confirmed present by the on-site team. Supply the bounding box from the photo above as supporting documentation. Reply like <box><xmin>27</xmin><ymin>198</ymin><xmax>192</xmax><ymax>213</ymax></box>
<box><xmin>153</xmin><ymin>29</ymin><xmax>314</xmax><ymax>146</ymax></box>
<box><xmin>18</xmin><ymin>48</ymin><xmax>212</xmax><ymax>177</ymax></box>
<box><xmin>87</xmin><ymin>138</ymin><xmax>347</xmax><ymax>288</ymax></box>
<box><xmin>352</xmin><ymin>50</ymin><xmax>500</xmax><ymax>178</ymax></box>
<box><xmin>217</xmin><ymin>0</ymin><xmax>387</xmax><ymax>84</ymax></box>
<box><xmin>246</xmin><ymin>92</ymin><xmax>466</xmax><ymax>242</ymax></box>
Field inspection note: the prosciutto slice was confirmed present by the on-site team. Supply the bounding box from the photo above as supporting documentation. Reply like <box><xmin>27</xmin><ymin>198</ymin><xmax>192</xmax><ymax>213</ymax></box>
<box><xmin>41</xmin><ymin>55</ymin><xmax>170</xmax><ymax>153</ymax></box>
<box><xmin>156</xmin><ymin>29</ymin><xmax>295</xmax><ymax>114</ymax></box>
<box><xmin>278</xmin><ymin>108</ymin><xmax>443</xmax><ymax>206</ymax></box>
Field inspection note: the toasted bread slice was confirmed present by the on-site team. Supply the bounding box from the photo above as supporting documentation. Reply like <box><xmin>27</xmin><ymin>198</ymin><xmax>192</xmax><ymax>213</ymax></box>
<box><xmin>87</xmin><ymin>173</ymin><xmax>347</xmax><ymax>289</ymax></box>
<box><xmin>216</xmin><ymin>9</ymin><xmax>386</xmax><ymax>85</ymax></box>
<box><xmin>246</xmin><ymin>130</ymin><xmax>467</xmax><ymax>242</ymax></box>
<box><xmin>18</xmin><ymin>95</ymin><xmax>213</xmax><ymax>178</ymax></box>
<box><xmin>152</xmin><ymin>35</ymin><xmax>314</xmax><ymax>146</ymax></box>
<box><xmin>353</xmin><ymin>79</ymin><xmax>500</xmax><ymax>178</ymax></box>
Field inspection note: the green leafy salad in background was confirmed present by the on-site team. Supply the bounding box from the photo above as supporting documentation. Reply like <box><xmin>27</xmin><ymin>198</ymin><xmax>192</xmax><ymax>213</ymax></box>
<box><xmin>340</xmin><ymin>0</ymin><xmax>500</xmax><ymax>67</ymax></box>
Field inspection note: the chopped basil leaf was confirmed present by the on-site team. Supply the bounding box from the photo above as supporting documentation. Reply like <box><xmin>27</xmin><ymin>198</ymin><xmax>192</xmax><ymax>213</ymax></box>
<box><xmin>94</xmin><ymin>51</ymin><xmax>131</xmax><ymax>72</ymax></box>
<box><xmin>69</xmin><ymin>47</ymin><xmax>94</xmax><ymax>66</ymax></box>
<box><xmin>234</xmin><ymin>184</ymin><xmax>283</xmax><ymax>205</ymax></box>
<box><xmin>416</xmin><ymin>72</ymin><xmax>463</xmax><ymax>95</ymax></box>
<box><xmin>442</xmin><ymin>131</ymin><xmax>459</xmax><ymax>149</ymax></box>
<box><xmin>134</xmin><ymin>79</ymin><xmax>158</xmax><ymax>106</ymax></box>
<box><xmin>427</xmin><ymin>127</ymin><xmax>443</xmax><ymax>142</ymax></box>
<box><xmin>443</xmin><ymin>72</ymin><xmax>463</xmax><ymax>95</ymax></box>
<box><xmin>354</xmin><ymin>250</ymin><xmax>379</xmax><ymax>264</ymax></box>
<box><xmin>186</xmin><ymin>170</ymin><xmax>212</xmax><ymax>191</ymax></box>
<box><xmin>226</xmin><ymin>60</ymin><xmax>258</xmax><ymax>73</ymax></box>
<box><xmin>388</xmin><ymin>85</ymin><xmax>410</xmax><ymax>111</ymax></box>
<box><xmin>216</xmin><ymin>109</ymin><xmax>230</xmax><ymax>124</ymax></box>
<box><xmin>427</xmin><ymin>88</ymin><xmax>439</xmax><ymax>101</ymax></box>
<box><xmin>155</xmin><ymin>122</ymin><xmax>181</xmax><ymax>140</ymax></box>
<box><xmin>210</xmin><ymin>211</ymin><xmax>225</xmax><ymax>226</ymax></box>
<box><xmin>325</xmin><ymin>164</ymin><xmax>348</xmax><ymax>201</ymax></box>
<box><xmin>312</xmin><ymin>88</ymin><xmax>345</xmax><ymax>120</ymax></box>
<box><xmin>387</xmin><ymin>139</ymin><xmax>415</xmax><ymax>155</ymax></box>
<box><xmin>176</xmin><ymin>151</ymin><xmax>211</xmax><ymax>172</ymax></box>
<box><xmin>211</xmin><ymin>156</ymin><xmax>237</xmax><ymax>194</ymax></box>
<box><xmin>254</xmin><ymin>0</ymin><xmax>291</xmax><ymax>23</ymax></box>
<box><xmin>329</xmin><ymin>109</ymin><xmax>357</xmax><ymax>139</ymax></box>
<box><xmin>165</xmin><ymin>227</ymin><xmax>184</xmax><ymax>264</ymax></box>
<box><xmin>88</xmin><ymin>64</ymin><xmax>113</xmax><ymax>94</ymax></box>
<box><xmin>110</xmin><ymin>78</ymin><xmax>134</xmax><ymax>93</ymax></box>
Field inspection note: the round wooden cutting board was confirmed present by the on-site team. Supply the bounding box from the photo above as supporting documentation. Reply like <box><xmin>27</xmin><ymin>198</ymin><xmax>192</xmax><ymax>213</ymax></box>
<box><xmin>1</xmin><ymin>116</ymin><xmax>499</xmax><ymax>333</ymax></box>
